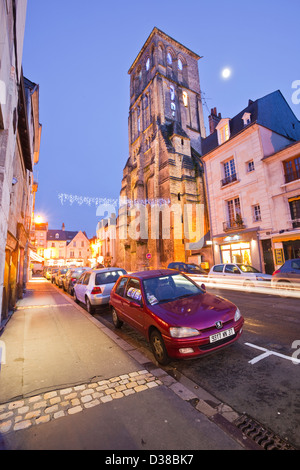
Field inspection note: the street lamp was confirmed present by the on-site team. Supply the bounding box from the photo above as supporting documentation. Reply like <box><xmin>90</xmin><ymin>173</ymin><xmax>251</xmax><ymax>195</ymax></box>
<box><xmin>34</xmin><ymin>215</ymin><xmax>44</xmax><ymax>224</ymax></box>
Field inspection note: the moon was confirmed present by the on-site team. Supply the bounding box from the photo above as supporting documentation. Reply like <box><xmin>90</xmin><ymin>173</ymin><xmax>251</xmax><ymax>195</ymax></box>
<box><xmin>221</xmin><ymin>67</ymin><xmax>232</xmax><ymax>79</ymax></box>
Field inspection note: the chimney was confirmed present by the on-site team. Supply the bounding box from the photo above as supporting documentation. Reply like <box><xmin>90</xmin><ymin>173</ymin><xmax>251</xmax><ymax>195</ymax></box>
<box><xmin>62</xmin><ymin>223</ymin><xmax>65</xmax><ymax>231</ymax></box>
<box><xmin>208</xmin><ymin>107</ymin><xmax>222</xmax><ymax>135</ymax></box>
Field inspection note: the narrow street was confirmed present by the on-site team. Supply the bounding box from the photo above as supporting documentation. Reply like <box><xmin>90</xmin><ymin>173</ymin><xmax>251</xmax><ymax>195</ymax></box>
<box><xmin>1</xmin><ymin>0</ymin><xmax>300</xmax><ymax>456</ymax></box>
<box><xmin>0</xmin><ymin>278</ymin><xmax>251</xmax><ymax>451</ymax></box>
<box><xmin>86</xmin><ymin>283</ymin><xmax>300</xmax><ymax>450</ymax></box>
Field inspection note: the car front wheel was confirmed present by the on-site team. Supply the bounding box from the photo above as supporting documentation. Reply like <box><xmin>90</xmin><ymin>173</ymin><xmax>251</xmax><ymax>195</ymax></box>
<box><xmin>150</xmin><ymin>330</ymin><xmax>169</xmax><ymax>365</ymax></box>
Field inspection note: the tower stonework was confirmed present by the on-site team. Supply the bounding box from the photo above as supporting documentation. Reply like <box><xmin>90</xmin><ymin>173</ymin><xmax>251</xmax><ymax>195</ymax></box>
<box><xmin>118</xmin><ymin>28</ymin><xmax>209</xmax><ymax>271</ymax></box>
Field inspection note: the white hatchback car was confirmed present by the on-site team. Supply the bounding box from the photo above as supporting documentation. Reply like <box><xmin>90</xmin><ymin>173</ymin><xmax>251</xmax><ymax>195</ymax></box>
<box><xmin>74</xmin><ymin>267</ymin><xmax>127</xmax><ymax>313</ymax></box>
<box><xmin>208</xmin><ymin>263</ymin><xmax>272</xmax><ymax>287</ymax></box>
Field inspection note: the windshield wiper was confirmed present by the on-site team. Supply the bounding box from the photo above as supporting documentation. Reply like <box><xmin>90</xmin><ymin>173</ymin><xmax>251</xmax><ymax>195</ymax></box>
<box><xmin>158</xmin><ymin>297</ymin><xmax>176</xmax><ymax>304</ymax></box>
<box><xmin>177</xmin><ymin>293</ymin><xmax>198</xmax><ymax>299</ymax></box>
<box><xmin>158</xmin><ymin>293</ymin><xmax>197</xmax><ymax>303</ymax></box>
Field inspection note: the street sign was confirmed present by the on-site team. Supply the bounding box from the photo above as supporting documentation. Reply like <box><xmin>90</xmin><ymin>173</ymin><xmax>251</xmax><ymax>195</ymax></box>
<box><xmin>146</xmin><ymin>253</ymin><xmax>151</xmax><ymax>260</ymax></box>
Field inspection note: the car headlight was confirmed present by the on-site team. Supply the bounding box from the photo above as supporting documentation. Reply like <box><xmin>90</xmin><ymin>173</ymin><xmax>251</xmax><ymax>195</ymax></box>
<box><xmin>169</xmin><ymin>327</ymin><xmax>199</xmax><ymax>338</ymax></box>
<box><xmin>234</xmin><ymin>308</ymin><xmax>241</xmax><ymax>322</ymax></box>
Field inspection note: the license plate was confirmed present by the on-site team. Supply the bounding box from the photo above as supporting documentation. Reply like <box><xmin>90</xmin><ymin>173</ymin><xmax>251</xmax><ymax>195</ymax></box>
<box><xmin>209</xmin><ymin>328</ymin><xmax>235</xmax><ymax>343</ymax></box>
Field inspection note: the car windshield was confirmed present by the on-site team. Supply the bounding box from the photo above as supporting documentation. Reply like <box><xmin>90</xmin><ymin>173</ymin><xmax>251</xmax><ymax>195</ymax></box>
<box><xmin>95</xmin><ymin>270</ymin><xmax>125</xmax><ymax>286</ymax></box>
<box><xmin>143</xmin><ymin>274</ymin><xmax>202</xmax><ymax>305</ymax></box>
<box><xmin>238</xmin><ymin>264</ymin><xmax>260</xmax><ymax>273</ymax></box>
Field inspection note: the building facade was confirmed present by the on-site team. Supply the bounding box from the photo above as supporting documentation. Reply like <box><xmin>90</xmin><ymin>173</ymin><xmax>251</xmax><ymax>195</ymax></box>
<box><xmin>0</xmin><ymin>1</ymin><xmax>42</xmax><ymax>323</ymax></box>
<box><xmin>96</xmin><ymin>214</ymin><xmax>117</xmax><ymax>267</ymax></box>
<box><xmin>262</xmin><ymin>140</ymin><xmax>300</xmax><ymax>270</ymax></box>
<box><xmin>202</xmin><ymin>91</ymin><xmax>300</xmax><ymax>273</ymax></box>
<box><xmin>33</xmin><ymin>223</ymin><xmax>91</xmax><ymax>267</ymax></box>
<box><xmin>117</xmin><ymin>28</ymin><xmax>211</xmax><ymax>272</ymax></box>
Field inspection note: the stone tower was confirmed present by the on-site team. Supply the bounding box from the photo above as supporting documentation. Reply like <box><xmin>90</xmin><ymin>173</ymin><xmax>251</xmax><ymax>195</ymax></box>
<box><xmin>118</xmin><ymin>28</ymin><xmax>209</xmax><ymax>271</ymax></box>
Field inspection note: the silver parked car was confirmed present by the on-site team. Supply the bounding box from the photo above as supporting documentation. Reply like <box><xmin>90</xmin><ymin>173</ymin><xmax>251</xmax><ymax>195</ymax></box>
<box><xmin>208</xmin><ymin>263</ymin><xmax>272</xmax><ymax>287</ymax></box>
<box><xmin>73</xmin><ymin>267</ymin><xmax>127</xmax><ymax>313</ymax></box>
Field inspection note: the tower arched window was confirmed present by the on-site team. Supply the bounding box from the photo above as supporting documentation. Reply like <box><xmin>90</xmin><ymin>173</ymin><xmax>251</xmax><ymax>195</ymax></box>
<box><xmin>137</xmin><ymin>106</ymin><xmax>141</xmax><ymax>133</ymax></box>
<box><xmin>158</xmin><ymin>45</ymin><xmax>164</xmax><ymax>64</ymax></box>
<box><xmin>167</xmin><ymin>52</ymin><xmax>172</xmax><ymax>65</ymax></box>
<box><xmin>171</xmin><ymin>102</ymin><xmax>176</xmax><ymax>117</ymax></box>
<box><xmin>182</xmin><ymin>91</ymin><xmax>188</xmax><ymax>107</ymax></box>
<box><xmin>170</xmin><ymin>85</ymin><xmax>175</xmax><ymax>101</ymax></box>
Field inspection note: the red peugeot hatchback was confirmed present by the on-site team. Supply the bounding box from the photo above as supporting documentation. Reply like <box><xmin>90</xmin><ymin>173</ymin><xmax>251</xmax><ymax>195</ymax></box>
<box><xmin>109</xmin><ymin>269</ymin><xmax>244</xmax><ymax>365</ymax></box>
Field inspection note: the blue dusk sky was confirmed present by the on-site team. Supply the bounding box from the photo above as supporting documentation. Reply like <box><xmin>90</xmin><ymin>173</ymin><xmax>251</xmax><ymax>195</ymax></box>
<box><xmin>22</xmin><ymin>0</ymin><xmax>300</xmax><ymax>238</ymax></box>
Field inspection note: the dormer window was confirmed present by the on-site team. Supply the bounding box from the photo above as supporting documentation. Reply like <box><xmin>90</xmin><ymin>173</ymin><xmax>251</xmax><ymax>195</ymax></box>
<box><xmin>55</xmin><ymin>233</ymin><xmax>59</xmax><ymax>239</ymax></box>
<box><xmin>242</xmin><ymin>112</ymin><xmax>251</xmax><ymax>126</ymax></box>
<box><xmin>216</xmin><ymin>118</ymin><xmax>230</xmax><ymax>145</ymax></box>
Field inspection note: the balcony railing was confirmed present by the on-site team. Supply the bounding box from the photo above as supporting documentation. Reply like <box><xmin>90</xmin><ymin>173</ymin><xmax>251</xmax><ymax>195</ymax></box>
<box><xmin>291</xmin><ymin>218</ymin><xmax>300</xmax><ymax>229</ymax></box>
<box><xmin>285</xmin><ymin>170</ymin><xmax>300</xmax><ymax>184</ymax></box>
<box><xmin>223</xmin><ymin>219</ymin><xmax>246</xmax><ymax>232</ymax></box>
<box><xmin>221</xmin><ymin>173</ymin><xmax>238</xmax><ymax>187</ymax></box>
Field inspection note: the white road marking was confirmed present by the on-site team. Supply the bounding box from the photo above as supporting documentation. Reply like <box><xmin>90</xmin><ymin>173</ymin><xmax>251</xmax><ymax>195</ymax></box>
<box><xmin>245</xmin><ymin>342</ymin><xmax>300</xmax><ymax>365</ymax></box>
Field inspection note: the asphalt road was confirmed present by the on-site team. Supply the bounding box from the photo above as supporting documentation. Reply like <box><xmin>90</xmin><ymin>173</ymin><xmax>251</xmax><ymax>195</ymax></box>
<box><xmin>87</xmin><ymin>285</ymin><xmax>300</xmax><ymax>449</ymax></box>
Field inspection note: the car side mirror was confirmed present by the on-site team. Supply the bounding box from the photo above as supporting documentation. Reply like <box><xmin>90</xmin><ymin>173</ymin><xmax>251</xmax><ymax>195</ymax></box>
<box><xmin>201</xmin><ymin>283</ymin><xmax>206</xmax><ymax>292</ymax></box>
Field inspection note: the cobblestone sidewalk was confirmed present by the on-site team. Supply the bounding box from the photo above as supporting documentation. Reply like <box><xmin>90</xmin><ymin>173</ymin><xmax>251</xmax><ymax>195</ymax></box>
<box><xmin>0</xmin><ymin>369</ymin><xmax>161</xmax><ymax>435</ymax></box>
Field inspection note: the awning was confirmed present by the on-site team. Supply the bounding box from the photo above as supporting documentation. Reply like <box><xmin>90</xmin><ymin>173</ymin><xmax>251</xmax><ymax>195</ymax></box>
<box><xmin>272</xmin><ymin>233</ymin><xmax>300</xmax><ymax>243</ymax></box>
<box><xmin>29</xmin><ymin>251</ymin><xmax>44</xmax><ymax>262</ymax></box>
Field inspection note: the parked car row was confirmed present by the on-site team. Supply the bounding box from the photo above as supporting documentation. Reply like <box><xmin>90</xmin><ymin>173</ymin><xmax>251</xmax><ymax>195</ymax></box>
<box><xmin>167</xmin><ymin>259</ymin><xmax>300</xmax><ymax>291</ymax></box>
<box><xmin>45</xmin><ymin>263</ymin><xmax>245</xmax><ymax>365</ymax></box>
<box><xmin>62</xmin><ymin>267</ymin><xmax>90</xmax><ymax>295</ymax></box>
<box><xmin>43</xmin><ymin>258</ymin><xmax>299</xmax><ymax>366</ymax></box>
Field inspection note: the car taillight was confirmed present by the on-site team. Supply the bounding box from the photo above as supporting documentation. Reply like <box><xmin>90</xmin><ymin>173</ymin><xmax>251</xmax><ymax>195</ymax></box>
<box><xmin>71</xmin><ymin>278</ymin><xmax>77</xmax><ymax>282</ymax></box>
<box><xmin>91</xmin><ymin>286</ymin><xmax>102</xmax><ymax>295</ymax></box>
<box><xmin>272</xmin><ymin>269</ymin><xmax>281</xmax><ymax>275</ymax></box>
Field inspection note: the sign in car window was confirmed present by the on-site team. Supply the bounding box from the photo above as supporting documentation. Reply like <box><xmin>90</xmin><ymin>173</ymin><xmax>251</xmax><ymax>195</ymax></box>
<box><xmin>127</xmin><ymin>287</ymin><xmax>142</xmax><ymax>302</ymax></box>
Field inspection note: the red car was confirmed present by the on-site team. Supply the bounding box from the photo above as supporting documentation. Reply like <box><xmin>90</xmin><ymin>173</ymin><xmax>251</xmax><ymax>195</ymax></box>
<box><xmin>109</xmin><ymin>269</ymin><xmax>244</xmax><ymax>365</ymax></box>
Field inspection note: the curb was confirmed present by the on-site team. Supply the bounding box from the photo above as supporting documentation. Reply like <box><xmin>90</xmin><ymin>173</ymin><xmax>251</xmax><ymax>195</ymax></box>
<box><xmin>55</xmin><ymin>284</ymin><xmax>262</xmax><ymax>450</ymax></box>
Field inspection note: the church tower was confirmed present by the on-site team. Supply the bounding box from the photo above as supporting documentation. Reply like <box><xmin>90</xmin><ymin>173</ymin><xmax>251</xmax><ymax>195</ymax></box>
<box><xmin>118</xmin><ymin>28</ymin><xmax>209</xmax><ymax>271</ymax></box>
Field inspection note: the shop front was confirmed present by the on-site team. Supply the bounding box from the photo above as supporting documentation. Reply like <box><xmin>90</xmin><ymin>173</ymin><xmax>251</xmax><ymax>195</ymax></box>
<box><xmin>272</xmin><ymin>233</ymin><xmax>300</xmax><ymax>270</ymax></box>
<box><xmin>213</xmin><ymin>231</ymin><xmax>261</xmax><ymax>271</ymax></box>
